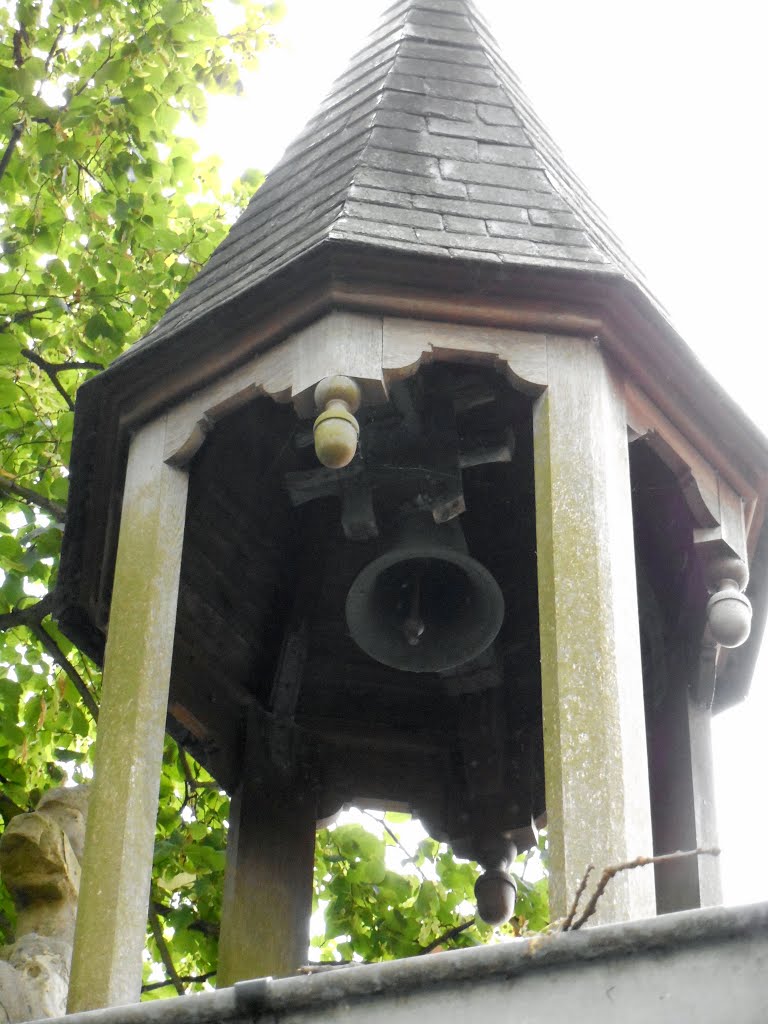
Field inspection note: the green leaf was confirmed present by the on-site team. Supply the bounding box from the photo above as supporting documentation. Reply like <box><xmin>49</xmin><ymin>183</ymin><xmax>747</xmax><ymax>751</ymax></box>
<box><xmin>0</xmin><ymin>338</ymin><xmax>21</xmax><ymax>365</ymax></box>
<box><xmin>0</xmin><ymin>380</ymin><xmax>20</xmax><ymax>405</ymax></box>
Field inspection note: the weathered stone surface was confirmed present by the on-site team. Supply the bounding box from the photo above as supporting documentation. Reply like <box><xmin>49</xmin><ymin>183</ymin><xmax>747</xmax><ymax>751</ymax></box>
<box><xmin>439</xmin><ymin>158</ymin><xmax>550</xmax><ymax>191</ymax></box>
<box><xmin>0</xmin><ymin>962</ymin><xmax>35</xmax><ymax>1024</ymax></box>
<box><xmin>443</xmin><ymin>214</ymin><xmax>486</xmax><ymax>235</ymax></box>
<box><xmin>0</xmin><ymin>813</ymin><xmax>79</xmax><ymax>906</ymax></box>
<box><xmin>0</xmin><ymin>786</ymin><xmax>89</xmax><ymax>1023</ymax></box>
<box><xmin>35</xmin><ymin>788</ymin><xmax>88</xmax><ymax>864</ymax></box>
<box><xmin>477</xmin><ymin>102</ymin><xmax>522</xmax><ymax>125</ymax></box>
<box><xmin>343</xmin><ymin>201</ymin><xmax>442</xmax><ymax>230</ymax></box>
<box><xmin>426</xmin><ymin>116</ymin><xmax>527</xmax><ymax>144</ymax></box>
<box><xmin>3</xmin><ymin>936</ymin><xmax>71</xmax><ymax>1020</ymax></box>
<box><xmin>528</xmin><ymin>207</ymin><xmax>582</xmax><ymax>229</ymax></box>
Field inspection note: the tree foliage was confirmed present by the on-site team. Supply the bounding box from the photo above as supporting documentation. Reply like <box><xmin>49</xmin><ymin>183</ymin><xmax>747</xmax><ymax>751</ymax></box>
<box><xmin>0</xmin><ymin>0</ymin><xmax>276</xmax><ymax>985</ymax></box>
<box><xmin>0</xmin><ymin>0</ymin><xmax>548</xmax><ymax>996</ymax></box>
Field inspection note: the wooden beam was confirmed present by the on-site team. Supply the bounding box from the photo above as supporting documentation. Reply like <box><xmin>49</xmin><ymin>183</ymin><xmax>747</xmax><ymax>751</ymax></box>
<box><xmin>67</xmin><ymin>416</ymin><xmax>188</xmax><ymax>1010</ymax></box>
<box><xmin>534</xmin><ymin>337</ymin><xmax>655</xmax><ymax>925</ymax></box>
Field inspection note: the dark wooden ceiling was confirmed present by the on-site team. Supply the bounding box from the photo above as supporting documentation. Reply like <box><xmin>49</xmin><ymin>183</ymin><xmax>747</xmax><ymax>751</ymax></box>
<box><xmin>167</xmin><ymin>364</ymin><xmax>544</xmax><ymax>847</ymax></box>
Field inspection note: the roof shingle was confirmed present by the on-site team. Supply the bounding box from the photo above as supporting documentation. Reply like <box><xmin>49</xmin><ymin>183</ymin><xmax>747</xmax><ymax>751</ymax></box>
<box><xmin>132</xmin><ymin>0</ymin><xmax>656</xmax><ymax>355</ymax></box>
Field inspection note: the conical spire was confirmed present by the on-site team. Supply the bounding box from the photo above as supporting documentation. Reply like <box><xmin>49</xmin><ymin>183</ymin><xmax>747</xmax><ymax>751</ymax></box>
<box><xmin>139</xmin><ymin>0</ymin><xmax>653</xmax><ymax>352</ymax></box>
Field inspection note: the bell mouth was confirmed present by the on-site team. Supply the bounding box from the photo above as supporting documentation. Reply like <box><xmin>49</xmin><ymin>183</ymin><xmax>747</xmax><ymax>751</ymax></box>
<box><xmin>345</xmin><ymin>545</ymin><xmax>505</xmax><ymax>674</ymax></box>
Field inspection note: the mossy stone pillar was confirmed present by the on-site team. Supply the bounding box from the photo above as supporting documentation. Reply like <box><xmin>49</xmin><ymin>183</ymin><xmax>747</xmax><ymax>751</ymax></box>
<box><xmin>67</xmin><ymin>416</ymin><xmax>188</xmax><ymax>1011</ymax></box>
<box><xmin>534</xmin><ymin>337</ymin><xmax>655</xmax><ymax>924</ymax></box>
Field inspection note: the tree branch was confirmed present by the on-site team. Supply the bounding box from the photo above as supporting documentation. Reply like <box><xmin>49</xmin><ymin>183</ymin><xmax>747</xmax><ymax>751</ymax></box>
<box><xmin>21</xmin><ymin>349</ymin><xmax>103</xmax><ymax>411</ymax></box>
<box><xmin>0</xmin><ymin>471</ymin><xmax>67</xmax><ymax>520</ymax></box>
<box><xmin>26</xmin><ymin>352</ymin><xmax>103</xmax><ymax>373</ymax></box>
<box><xmin>74</xmin><ymin>159</ymin><xmax>105</xmax><ymax>191</ymax></box>
<box><xmin>363</xmin><ymin>810</ymin><xmax>427</xmax><ymax>882</ymax></box>
<box><xmin>21</xmin><ymin>349</ymin><xmax>75</xmax><ymax>410</ymax></box>
<box><xmin>0</xmin><ymin>310</ymin><xmax>40</xmax><ymax>334</ymax></box>
<box><xmin>29</xmin><ymin>622</ymin><xmax>100</xmax><ymax>722</ymax></box>
<box><xmin>44</xmin><ymin>26</ymin><xmax>64</xmax><ymax>74</ymax></box>
<box><xmin>188</xmin><ymin>919</ymin><xmax>220</xmax><ymax>939</ymax></box>
<box><xmin>148</xmin><ymin>906</ymin><xmax>185</xmax><ymax>997</ymax></box>
<box><xmin>141</xmin><ymin>971</ymin><xmax>216</xmax><ymax>994</ymax></box>
<box><xmin>0</xmin><ymin>790</ymin><xmax>27</xmax><ymax>823</ymax></box>
<box><xmin>71</xmin><ymin>46</ymin><xmax>113</xmax><ymax>99</ymax></box>
<box><xmin>417</xmin><ymin>918</ymin><xmax>475</xmax><ymax>955</ymax></box>
<box><xmin>0</xmin><ymin>122</ymin><xmax>23</xmax><ymax>184</ymax></box>
<box><xmin>0</xmin><ymin>594</ymin><xmax>54</xmax><ymax>631</ymax></box>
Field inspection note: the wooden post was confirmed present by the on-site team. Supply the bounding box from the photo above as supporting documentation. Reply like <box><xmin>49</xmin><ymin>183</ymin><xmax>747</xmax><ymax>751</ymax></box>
<box><xmin>534</xmin><ymin>337</ymin><xmax>655</xmax><ymax>924</ymax></box>
<box><xmin>67</xmin><ymin>417</ymin><xmax>188</xmax><ymax>1011</ymax></box>
<box><xmin>649</xmin><ymin>684</ymin><xmax>721</xmax><ymax>913</ymax></box>
<box><xmin>217</xmin><ymin>716</ymin><xmax>316</xmax><ymax>985</ymax></box>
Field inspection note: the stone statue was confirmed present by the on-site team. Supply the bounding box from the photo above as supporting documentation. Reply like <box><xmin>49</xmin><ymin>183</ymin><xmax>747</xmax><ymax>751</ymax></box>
<box><xmin>0</xmin><ymin>785</ymin><xmax>88</xmax><ymax>1022</ymax></box>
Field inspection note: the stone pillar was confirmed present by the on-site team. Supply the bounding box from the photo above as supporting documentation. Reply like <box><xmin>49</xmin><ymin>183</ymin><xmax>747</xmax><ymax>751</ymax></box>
<box><xmin>534</xmin><ymin>337</ymin><xmax>655</xmax><ymax>924</ymax></box>
<box><xmin>67</xmin><ymin>416</ymin><xmax>188</xmax><ymax>1011</ymax></box>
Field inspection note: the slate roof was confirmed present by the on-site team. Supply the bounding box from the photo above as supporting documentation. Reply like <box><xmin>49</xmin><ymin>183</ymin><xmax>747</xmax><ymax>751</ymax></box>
<box><xmin>131</xmin><ymin>0</ymin><xmax>658</xmax><ymax>357</ymax></box>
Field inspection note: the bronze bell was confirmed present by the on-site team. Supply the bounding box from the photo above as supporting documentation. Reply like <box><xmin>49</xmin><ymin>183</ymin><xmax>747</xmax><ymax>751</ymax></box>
<box><xmin>345</xmin><ymin>513</ymin><xmax>505</xmax><ymax>673</ymax></box>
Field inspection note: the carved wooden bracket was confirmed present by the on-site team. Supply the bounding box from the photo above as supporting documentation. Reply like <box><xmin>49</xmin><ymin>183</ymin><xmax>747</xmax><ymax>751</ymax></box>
<box><xmin>161</xmin><ymin>311</ymin><xmax>549</xmax><ymax>468</ymax></box>
<box><xmin>626</xmin><ymin>382</ymin><xmax>754</xmax><ymax>706</ymax></box>
<box><xmin>626</xmin><ymin>382</ymin><xmax>752</xmax><ymax>565</ymax></box>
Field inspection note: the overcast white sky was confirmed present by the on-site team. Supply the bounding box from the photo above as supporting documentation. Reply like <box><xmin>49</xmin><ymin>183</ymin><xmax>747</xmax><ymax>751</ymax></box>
<box><xmin>202</xmin><ymin>0</ymin><xmax>768</xmax><ymax>906</ymax></box>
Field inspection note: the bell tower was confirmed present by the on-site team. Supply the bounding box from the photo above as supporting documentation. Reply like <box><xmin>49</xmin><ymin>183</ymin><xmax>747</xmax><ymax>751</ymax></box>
<box><xmin>56</xmin><ymin>0</ymin><xmax>768</xmax><ymax>1010</ymax></box>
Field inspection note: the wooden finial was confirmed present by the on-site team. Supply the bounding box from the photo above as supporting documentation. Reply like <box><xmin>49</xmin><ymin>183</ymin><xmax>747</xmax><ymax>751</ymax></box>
<box><xmin>705</xmin><ymin>555</ymin><xmax>752</xmax><ymax>648</ymax></box>
<box><xmin>313</xmin><ymin>376</ymin><xmax>361</xmax><ymax>469</ymax></box>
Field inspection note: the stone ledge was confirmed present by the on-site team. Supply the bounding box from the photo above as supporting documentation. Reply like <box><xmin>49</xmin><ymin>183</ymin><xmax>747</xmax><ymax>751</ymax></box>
<box><xmin>48</xmin><ymin>902</ymin><xmax>768</xmax><ymax>1024</ymax></box>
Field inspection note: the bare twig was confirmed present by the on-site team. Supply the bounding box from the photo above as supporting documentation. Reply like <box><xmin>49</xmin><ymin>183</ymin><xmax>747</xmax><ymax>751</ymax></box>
<box><xmin>566</xmin><ymin>847</ymin><xmax>720</xmax><ymax>932</ymax></box>
<box><xmin>561</xmin><ymin>863</ymin><xmax>593</xmax><ymax>932</ymax></box>
<box><xmin>0</xmin><ymin>470</ymin><xmax>67</xmax><ymax>520</ymax></box>
<box><xmin>29</xmin><ymin>622</ymin><xmax>100</xmax><ymax>722</ymax></box>
<box><xmin>417</xmin><ymin>918</ymin><xmax>475</xmax><ymax>955</ymax></box>
<box><xmin>148</xmin><ymin>905</ymin><xmax>185</xmax><ymax>997</ymax></box>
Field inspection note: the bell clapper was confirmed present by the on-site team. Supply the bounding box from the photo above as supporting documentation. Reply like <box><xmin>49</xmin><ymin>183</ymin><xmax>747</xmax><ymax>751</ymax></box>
<box><xmin>402</xmin><ymin>571</ymin><xmax>425</xmax><ymax>646</ymax></box>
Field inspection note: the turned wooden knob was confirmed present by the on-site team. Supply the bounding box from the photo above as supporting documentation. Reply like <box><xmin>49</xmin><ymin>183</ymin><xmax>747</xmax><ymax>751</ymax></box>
<box><xmin>705</xmin><ymin>556</ymin><xmax>752</xmax><ymax>648</ymax></box>
<box><xmin>313</xmin><ymin>376</ymin><xmax>362</xmax><ymax>469</ymax></box>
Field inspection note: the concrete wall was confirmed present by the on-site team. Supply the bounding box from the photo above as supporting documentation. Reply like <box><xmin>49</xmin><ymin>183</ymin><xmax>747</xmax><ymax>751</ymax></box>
<box><xmin>56</xmin><ymin>903</ymin><xmax>768</xmax><ymax>1024</ymax></box>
